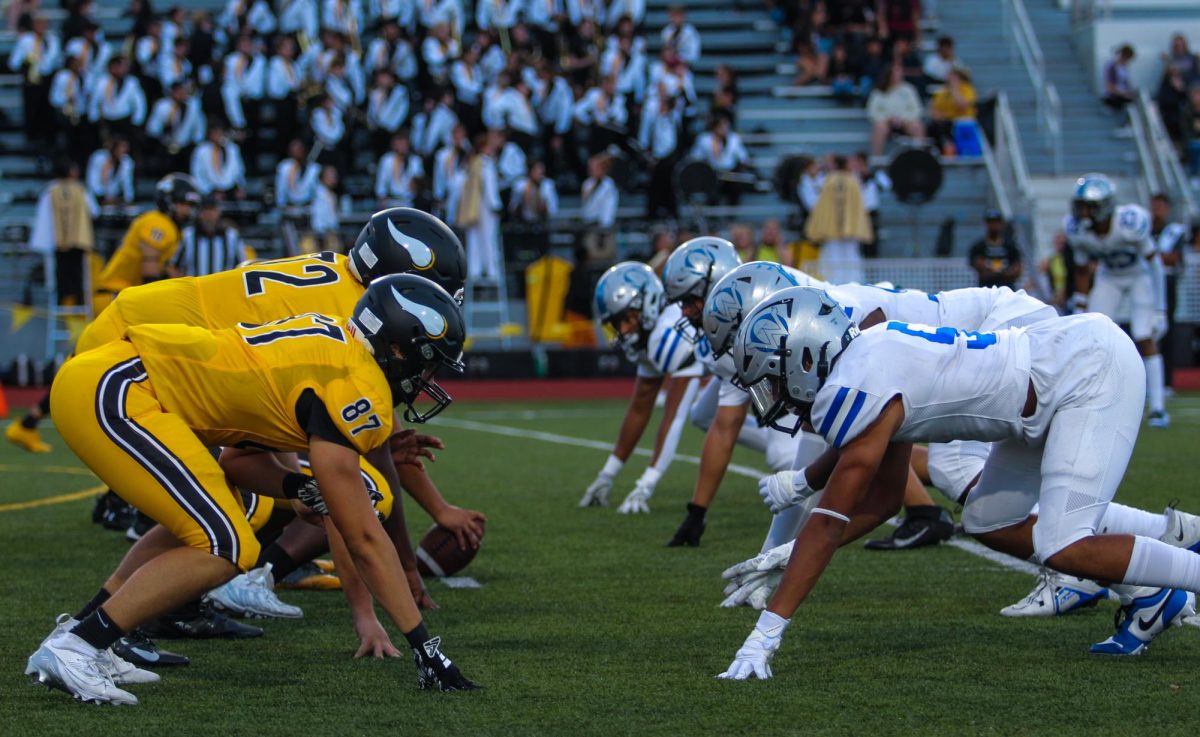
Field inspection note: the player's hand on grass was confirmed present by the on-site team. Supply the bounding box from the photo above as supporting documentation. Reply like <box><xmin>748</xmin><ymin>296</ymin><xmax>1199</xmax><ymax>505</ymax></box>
<box><xmin>579</xmin><ymin>473</ymin><xmax>614</xmax><ymax>508</ymax></box>
<box><xmin>413</xmin><ymin>636</ymin><xmax>480</xmax><ymax>691</ymax></box>
<box><xmin>618</xmin><ymin>467</ymin><xmax>660</xmax><ymax>514</ymax></box>
<box><xmin>435</xmin><ymin>505</ymin><xmax>487</xmax><ymax>550</ymax></box>
<box><xmin>390</xmin><ymin>428</ymin><xmax>445</xmax><ymax>471</ymax></box>
<box><xmin>405</xmin><ymin>568</ymin><xmax>439</xmax><ymax>610</ymax></box>
<box><xmin>758</xmin><ymin>470</ymin><xmax>813</xmax><ymax>514</ymax></box>
<box><xmin>720</xmin><ymin>571</ymin><xmax>781</xmax><ymax>609</ymax></box>
<box><xmin>716</xmin><ymin>612</ymin><xmax>789</xmax><ymax>681</ymax></box>
<box><xmin>353</xmin><ymin>618</ymin><xmax>402</xmax><ymax>659</ymax></box>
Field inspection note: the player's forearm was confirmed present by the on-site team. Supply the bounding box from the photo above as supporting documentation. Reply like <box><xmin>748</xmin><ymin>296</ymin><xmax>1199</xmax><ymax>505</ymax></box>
<box><xmin>801</xmin><ymin>446</ymin><xmax>841</xmax><ymax>491</ymax></box>
<box><xmin>382</xmin><ymin>493</ymin><xmax>420</xmax><ymax>574</ymax></box>
<box><xmin>690</xmin><ymin>409</ymin><xmax>739</xmax><ymax>507</ymax></box>
<box><xmin>218</xmin><ymin>449</ymin><xmax>300</xmax><ymax>498</ymax></box>
<box><xmin>327</xmin><ymin>520</ymin><xmax>380</xmax><ymax>627</ymax></box>
<box><xmin>613</xmin><ymin>381</ymin><xmax>659</xmax><ymax>460</ymax></box>
<box><xmin>648</xmin><ymin>377</ymin><xmax>689</xmax><ymax>466</ymax></box>
<box><xmin>395</xmin><ymin>462</ymin><xmax>450</xmax><ymax>519</ymax></box>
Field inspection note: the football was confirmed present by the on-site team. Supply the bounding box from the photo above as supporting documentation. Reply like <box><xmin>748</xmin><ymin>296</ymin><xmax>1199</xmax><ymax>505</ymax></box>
<box><xmin>415</xmin><ymin>522</ymin><xmax>484</xmax><ymax>577</ymax></box>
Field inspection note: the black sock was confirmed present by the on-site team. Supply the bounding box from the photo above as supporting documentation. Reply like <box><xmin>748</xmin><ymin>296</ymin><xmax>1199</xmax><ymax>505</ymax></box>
<box><xmin>903</xmin><ymin>505</ymin><xmax>942</xmax><ymax>521</ymax></box>
<box><xmin>75</xmin><ymin>587</ymin><xmax>111</xmax><ymax>620</ymax></box>
<box><xmin>255</xmin><ymin>542</ymin><xmax>299</xmax><ymax>580</ymax></box>
<box><xmin>403</xmin><ymin>622</ymin><xmax>431</xmax><ymax>650</ymax></box>
<box><xmin>70</xmin><ymin>606</ymin><xmax>125</xmax><ymax>650</ymax></box>
<box><xmin>20</xmin><ymin>413</ymin><xmax>39</xmax><ymax>429</ymax></box>
<box><xmin>37</xmin><ymin>393</ymin><xmax>50</xmax><ymax>416</ymax></box>
<box><xmin>686</xmin><ymin>502</ymin><xmax>707</xmax><ymax>523</ymax></box>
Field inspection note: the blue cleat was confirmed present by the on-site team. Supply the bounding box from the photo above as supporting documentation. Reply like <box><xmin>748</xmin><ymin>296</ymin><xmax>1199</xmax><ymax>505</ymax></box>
<box><xmin>1090</xmin><ymin>588</ymin><xmax>1196</xmax><ymax>656</ymax></box>
<box><xmin>1001</xmin><ymin>570</ymin><xmax>1115</xmax><ymax>617</ymax></box>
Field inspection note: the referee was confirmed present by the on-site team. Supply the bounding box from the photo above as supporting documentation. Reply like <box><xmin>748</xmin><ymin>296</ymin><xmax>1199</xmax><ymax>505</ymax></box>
<box><xmin>172</xmin><ymin>195</ymin><xmax>250</xmax><ymax>276</ymax></box>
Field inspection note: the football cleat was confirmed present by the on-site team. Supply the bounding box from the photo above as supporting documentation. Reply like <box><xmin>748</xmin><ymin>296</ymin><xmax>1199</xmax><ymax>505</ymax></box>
<box><xmin>206</xmin><ymin>564</ymin><xmax>303</xmax><ymax>619</ymax></box>
<box><xmin>96</xmin><ymin>647</ymin><xmax>160</xmax><ymax>685</ymax></box>
<box><xmin>1147</xmin><ymin>411</ymin><xmax>1170</xmax><ymax>429</ymax></box>
<box><xmin>95</xmin><ymin>491</ymin><xmax>134</xmax><ymax>531</ymax></box>
<box><xmin>125</xmin><ymin>512</ymin><xmax>156</xmax><ymax>542</ymax></box>
<box><xmin>864</xmin><ymin>506</ymin><xmax>954</xmax><ymax>550</ymax></box>
<box><xmin>25</xmin><ymin>631</ymin><xmax>138</xmax><ymax>705</ymax></box>
<box><xmin>312</xmin><ymin>558</ymin><xmax>336</xmax><ymax>574</ymax></box>
<box><xmin>1001</xmin><ymin>569</ymin><xmax>1115</xmax><ymax>617</ymax></box>
<box><xmin>142</xmin><ymin>601</ymin><xmax>263</xmax><ymax>639</ymax></box>
<box><xmin>1090</xmin><ymin>588</ymin><xmax>1195</xmax><ymax>656</ymax></box>
<box><xmin>413</xmin><ymin>636</ymin><xmax>480</xmax><ymax>692</ymax></box>
<box><xmin>279</xmin><ymin>561</ymin><xmax>341</xmax><ymax>590</ymax></box>
<box><xmin>112</xmin><ymin>630</ymin><xmax>190</xmax><ymax>667</ymax></box>
<box><xmin>1159</xmin><ymin>506</ymin><xmax>1200</xmax><ymax>553</ymax></box>
<box><xmin>5</xmin><ymin>420</ymin><xmax>51</xmax><ymax>453</ymax></box>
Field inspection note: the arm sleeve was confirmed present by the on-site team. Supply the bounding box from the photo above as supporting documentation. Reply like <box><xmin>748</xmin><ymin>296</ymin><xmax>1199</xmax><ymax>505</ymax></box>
<box><xmin>650</xmin><ymin>376</ymin><xmax>701</xmax><ymax>474</ymax></box>
<box><xmin>294</xmin><ymin>388</ymin><xmax>357</xmax><ymax>450</ymax></box>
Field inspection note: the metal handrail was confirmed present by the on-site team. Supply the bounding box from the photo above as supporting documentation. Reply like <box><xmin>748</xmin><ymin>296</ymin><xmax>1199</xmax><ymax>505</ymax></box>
<box><xmin>1137</xmin><ymin>90</ymin><xmax>1200</xmax><ymax>223</ymax></box>
<box><xmin>996</xmin><ymin>92</ymin><xmax>1033</xmax><ymax>196</ymax></box>
<box><xmin>980</xmin><ymin>134</ymin><xmax>1013</xmax><ymax>221</ymax></box>
<box><xmin>1001</xmin><ymin>0</ymin><xmax>1064</xmax><ymax>174</ymax></box>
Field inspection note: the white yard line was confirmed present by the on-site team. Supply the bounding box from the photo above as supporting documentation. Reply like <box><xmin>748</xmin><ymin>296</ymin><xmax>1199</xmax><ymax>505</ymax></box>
<box><xmin>431</xmin><ymin>417</ymin><xmax>1040</xmax><ymax>577</ymax></box>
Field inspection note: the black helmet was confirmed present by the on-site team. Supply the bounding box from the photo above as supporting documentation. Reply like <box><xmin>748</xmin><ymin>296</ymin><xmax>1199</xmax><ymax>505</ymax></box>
<box><xmin>348</xmin><ymin>208</ymin><xmax>467</xmax><ymax>301</ymax></box>
<box><xmin>349</xmin><ymin>273</ymin><xmax>466</xmax><ymax>423</ymax></box>
<box><xmin>155</xmin><ymin>173</ymin><xmax>201</xmax><ymax>223</ymax></box>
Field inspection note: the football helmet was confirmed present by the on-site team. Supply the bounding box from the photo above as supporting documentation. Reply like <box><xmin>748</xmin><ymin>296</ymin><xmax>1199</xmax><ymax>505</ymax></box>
<box><xmin>731</xmin><ymin>286</ymin><xmax>858</xmax><ymax>435</ymax></box>
<box><xmin>702</xmin><ymin>262</ymin><xmax>799</xmax><ymax>358</ymax></box>
<box><xmin>1071</xmin><ymin>173</ymin><xmax>1116</xmax><ymax>229</ymax></box>
<box><xmin>661</xmin><ymin>237</ymin><xmax>741</xmax><ymax>334</ymax></box>
<box><xmin>594</xmin><ymin>262</ymin><xmax>665</xmax><ymax>360</ymax></box>
<box><xmin>349</xmin><ymin>274</ymin><xmax>466</xmax><ymax>423</ymax></box>
<box><xmin>155</xmin><ymin>173</ymin><xmax>201</xmax><ymax>224</ymax></box>
<box><xmin>349</xmin><ymin>208</ymin><xmax>467</xmax><ymax>301</ymax></box>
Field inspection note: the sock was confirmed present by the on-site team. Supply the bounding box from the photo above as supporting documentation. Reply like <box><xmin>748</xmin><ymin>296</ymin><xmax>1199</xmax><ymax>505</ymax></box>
<box><xmin>70</xmin><ymin>606</ymin><xmax>125</xmax><ymax>650</ymax></box>
<box><xmin>255</xmin><ymin>542</ymin><xmax>299</xmax><ymax>581</ymax></box>
<box><xmin>37</xmin><ymin>392</ymin><xmax>50</xmax><ymax>416</ymax></box>
<box><xmin>75</xmin><ymin>587</ymin><xmax>111</xmax><ymax>621</ymax></box>
<box><xmin>686</xmin><ymin>502</ymin><xmax>707</xmax><ymax>523</ymax></box>
<box><xmin>403</xmin><ymin>621</ymin><xmax>431</xmax><ymax>650</ymax></box>
<box><xmin>1144</xmin><ymin>354</ymin><xmax>1165</xmax><ymax>414</ymax></box>
<box><xmin>1122</xmin><ymin>535</ymin><xmax>1200</xmax><ymax>592</ymax></box>
<box><xmin>20</xmin><ymin>413</ymin><xmax>39</xmax><ymax>429</ymax></box>
<box><xmin>1099</xmin><ymin>503</ymin><xmax>1169</xmax><ymax>539</ymax></box>
<box><xmin>903</xmin><ymin>505</ymin><xmax>943</xmax><ymax>521</ymax></box>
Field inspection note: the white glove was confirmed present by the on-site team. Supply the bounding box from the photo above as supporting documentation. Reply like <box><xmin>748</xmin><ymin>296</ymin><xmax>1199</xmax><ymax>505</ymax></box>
<box><xmin>1153</xmin><ymin>310</ymin><xmax>1168</xmax><ymax>341</ymax></box>
<box><xmin>720</xmin><ymin>571</ymin><xmax>781</xmax><ymax>609</ymax></box>
<box><xmin>716</xmin><ymin>611</ymin><xmax>790</xmax><ymax>681</ymax></box>
<box><xmin>721</xmin><ymin>541</ymin><xmax>795</xmax><ymax>582</ymax></box>
<box><xmin>758</xmin><ymin>469</ymin><xmax>815</xmax><ymax>514</ymax></box>
<box><xmin>1069</xmin><ymin>292</ymin><xmax>1088</xmax><ymax>315</ymax></box>
<box><xmin>579</xmin><ymin>454</ymin><xmax>623</xmax><ymax>508</ymax></box>
<box><xmin>618</xmin><ymin>467</ymin><xmax>661</xmax><ymax>514</ymax></box>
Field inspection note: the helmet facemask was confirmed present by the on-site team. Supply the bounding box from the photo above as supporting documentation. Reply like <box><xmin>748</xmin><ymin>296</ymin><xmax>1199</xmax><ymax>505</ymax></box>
<box><xmin>390</xmin><ymin>341</ymin><xmax>464</xmax><ymax>423</ymax></box>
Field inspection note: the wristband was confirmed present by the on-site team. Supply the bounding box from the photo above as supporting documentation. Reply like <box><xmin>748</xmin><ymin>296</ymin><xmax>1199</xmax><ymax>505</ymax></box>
<box><xmin>601</xmin><ymin>454</ymin><xmax>624</xmax><ymax>478</ymax></box>
<box><xmin>755</xmin><ymin>610</ymin><xmax>790</xmax><ymax>638</ymax></box>
<box><xmin>281</xmin><ymin>472</ymin><xmax>309</xmax><ymax>500</ymax></box>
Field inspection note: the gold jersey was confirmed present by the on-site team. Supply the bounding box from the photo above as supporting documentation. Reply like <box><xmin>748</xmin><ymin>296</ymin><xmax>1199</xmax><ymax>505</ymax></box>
<box><xmin>125</xmin><ymin>315</ymin><xmax>393</xmax><ymax>455</ymax></box>
<box><xmin>111</xmin><ymin>252</ymin><xmax>364</xmax><ymax>332</ymax></box>
<box><xmin>96</xmin><ymin>210</ymin><xmax>181</xmax><ymax>292</ymax></box>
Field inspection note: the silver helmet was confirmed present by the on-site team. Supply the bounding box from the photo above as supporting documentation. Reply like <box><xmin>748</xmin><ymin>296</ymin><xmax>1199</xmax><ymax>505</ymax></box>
<box><xmin>594</xmin><ymin>262</ymin><xmax>665</xmax><ymax>359</ymax></box>
<box><xmin>731</xmin><ymin>286</ymin><xmax>859</xmax><ymax>435</ymax></box>
<box><xmin>1071</xmin><ymin>173</ymin><xmax>1116</xmax><ymax>228</ymax></box>
<box><xmin>661</xmin><ymin>237</ymin><xmax>742</xmax><ymax>334</ymax></box>
<box><xmin>702</xmin><ymin>262</ymin><xmax>799</xmax><ymax>359</ymax></box>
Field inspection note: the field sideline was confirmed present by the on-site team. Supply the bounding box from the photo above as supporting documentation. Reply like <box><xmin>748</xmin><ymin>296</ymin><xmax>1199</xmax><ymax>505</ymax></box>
<box><xmin>2</xmin><ymin>395</ymin><xmax>1199</xmax><ymax>736</ymax></box>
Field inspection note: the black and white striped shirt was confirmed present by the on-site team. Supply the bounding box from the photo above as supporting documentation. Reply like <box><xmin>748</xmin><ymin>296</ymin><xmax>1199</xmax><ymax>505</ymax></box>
<box><xmin>172</xmin><ymin>225</ymin><xmax>249</xmax><ymax>276</ymax></box>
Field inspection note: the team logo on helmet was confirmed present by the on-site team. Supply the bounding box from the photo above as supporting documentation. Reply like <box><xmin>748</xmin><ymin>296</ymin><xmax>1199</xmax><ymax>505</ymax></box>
<box><xmin>747</xmin><ymin>304</ymin><xmax>790</xmax><ymax>353</ymax></box>
<box><xmin>683</xmin><ymin>246</ymin><xmax>716</xmax><ymax>275</ymax></box>
<box><xmin>387</xmin><ymin>218</ymin><xmax>435</xmax><ymax>270</ymax></box>
<box><xmin>709</xmin><ymin>285</ymin><xmax>742</xmax><ymax>324</ymax></box>
<box><xmin>393</xmin><ymin>286</ymin><xmax>447</xmax><ymax>339</ymax></box>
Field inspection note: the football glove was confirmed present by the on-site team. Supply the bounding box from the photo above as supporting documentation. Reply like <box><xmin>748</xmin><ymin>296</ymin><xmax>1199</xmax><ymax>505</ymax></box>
<box><xmin>295</xmin><ymin>476</ymin><xmax>329</xmax><ymax>516</ymax></box>
<box><xmin>618</xmin><ymin>467</ymin><xmax>661</xmax><ymax>514</ymax></box>
<box><xmin>716</xmin><ymin>611</ymin><xmax>790</xmax><ymax>681</ymax></box>
<box><xmin>1068</xmin><ymin>292</ymin><xmax>1088</xmax><ymax>315</ymax></box>
<box><xmin>721</xmin><ymin>541</ymin><xmax>795</xmax><ymax>583</ymax></box>
<box><xmin>579</xmin><ymin>454</ymin><xmax>623</xmax><ymax>508</ymax></box>
<box><xmin>758</xmin><ymin>470</ymin><xmax>815</xmax><ymax>514</ymax></box>
<box><xmin>412</xmin><ymin>635</ymin><xmax>479</xmax><ymax>692</ymax></box>
<box><xmin>720</xmin><ymin>570</ymin><xmax>781</xmax><ymax>609</ymax></box>
<box><xmin>666</xmin><ymin>503</ymin><xmax>707</xmax><ymax>546</ymax></box>
<box><xmin>1153</xmin><ymin>310</ymin><xmax>1168</xmax><ymax>341</ymax></box>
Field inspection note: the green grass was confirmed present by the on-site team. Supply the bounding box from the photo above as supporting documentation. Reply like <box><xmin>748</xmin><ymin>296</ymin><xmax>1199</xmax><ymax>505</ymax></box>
<box><xmin>2</xmin><ymin>395</ymin><xmax>1200</xmax><ymax>736</ymax></box>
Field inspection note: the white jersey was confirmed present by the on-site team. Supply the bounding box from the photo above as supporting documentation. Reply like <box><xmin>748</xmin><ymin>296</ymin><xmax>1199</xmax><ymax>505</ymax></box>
<box><xmin>827</xmin><ymin>284</ymin><xmax>1053</xmax><ymax>331</ymax></box>
<box><xmin>810</xmin><ymin>321</ymin><xmax>1031</xmax><ymax>449</ymax></box>
<box><xmin>1065</xmin><ymin>204</ymin><xmax>1156</xmax><ymax>279</ymax></box>
<box><xmin>634</xmin><ymin>303</ymin><xmax>702</xmax><ymax>378</ymax></box>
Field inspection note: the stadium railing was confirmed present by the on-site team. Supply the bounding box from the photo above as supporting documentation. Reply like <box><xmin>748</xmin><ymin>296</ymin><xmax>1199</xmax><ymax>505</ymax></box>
<box><xmin>1001</xmin><ymin>0</ymin><xmax>1065</xmax><ymax>174</ymax></box>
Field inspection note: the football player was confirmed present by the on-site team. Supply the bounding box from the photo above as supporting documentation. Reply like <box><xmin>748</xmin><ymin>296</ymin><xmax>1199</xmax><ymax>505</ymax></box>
<box><xmin>578</xmin><ymin>262</ymin><xmax>704</xmax><ymax>511</ymax></box>
<box><xmin>26</xmin><ymin>275</ymin><xmax>479</xmax><ymax>704</ymax></box>
<box><xmin>1065</xmin><ymin>173</ymin><xmax>1170</xmax><ymax>427</ymax></box>
<box><xmin>6</xmin><ymin>173</ymin><xmax>200</xmax><ymax>454</ymax></box>
<box><xmin>717</xmin><ymin>288</ymin><xmax>1199</xmax><ymax>680</ymax></box>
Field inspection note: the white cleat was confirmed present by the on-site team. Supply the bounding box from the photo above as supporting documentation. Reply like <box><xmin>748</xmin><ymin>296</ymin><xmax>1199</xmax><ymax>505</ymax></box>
<box><xmin>1159</xmin><ymin>506</ymin><xmax>1200</xmax><ymax>553</ymax></box>
<box><xmin>206</xmin><ymin>563</ymin><xmax>303</xmax><ymax>619</ymax></box>
<box><xmin>38</xmin><ymin>612</ymin><xmax>158</xmax><ymax>685</ymax></box>
<box><xmin>25</xmin><ymin>632</ymin><xmax>138</xmax><ymax>705</ymax></box>
<box><xmin>1000</xmin><ymin>569</ymin><xmax>1116</xmax><ymax>617</ymax></box>
<box><xmin>1147</xmin><ymin>411</ymin><xmax>1170</xmax><ymax>429</ymax></box>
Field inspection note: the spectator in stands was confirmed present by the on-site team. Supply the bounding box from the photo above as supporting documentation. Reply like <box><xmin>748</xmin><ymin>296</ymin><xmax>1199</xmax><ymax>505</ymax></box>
<box><xmin>86</xmin><ymin>137</ymin><xmax>135</xmax><ymax>205</ymax></box>
<box><xmin>601</xmin><ymin>34</ymin><xmax>647</xmax><ymax>105</ymax></box>
<box><xmin>132</xmin><ymin>19</ymin><xmax>163</xmax><ymax>99</ymax></box>
<box><xmin>188</xmin><ymin>11</ymin><xmax>220</xmax><ymax>81</ymax></box>
<box><xmin>730</xmin><ymin>223</ymin><xmax>756</xmax><ymax>261</ymax></box>
<box><xmin>311</xmin><ymin>164</ymin><xmax>341</xmax><ymax>252</ymax></box>
<box><xmin>661</xmin><ymin>5</ymin><xmax>700</xmax><ymax>65</ymax></box>
<box><xmin>29</xmin><ymin>159</ymin><xmax>97</xmax><ymax>306</ymax></box>
<box><xmin>266</xmin><ymin>36</ymin><xmax>301</xmax><ymax>151</ymax></box>
<box><xmin>927</xmin><ymin>67</ymin><xmax>976</xmax><ymax>154</ymax></box>
<box><xmin>6</xmin><ymin>0</ymin><xmax>36</xmax><ymax>31</ymax></box>
<box><xmin>65</xmin><ymin>21</ymin><xmax>108</xmax><ymax>98</ymax></box>
<box><xmin>50</xmin><ymin>54</ymin><xmax>91</xmax><ymax>166</ymax></box>
<box><xmin>474</xmin><ymin>0</ymin><xmax>518</xmax><ymax>34</ymax></box>
<box><xmin>366</xmin><ymin>20</ymin><xmax>417</xmax><ymax>83</ymax></box>
<box><xmin>161</xmin><ymin>6</ymin><xmax>186</xmax><ymax>50</ymax></box>
<box><xmin>922</xmin><ymin>36</ymin><xmax>958</xmax><ymax>87</ymax></box>
<box><xmin>422</xmin><ymin>22</ymin><xmax>460</xmax><ymax>84</ymax></box>
<box><xmin>509</xmin><ymin>160</ymin><xmax>558</xmax><ymax>224</ymax></box>
<box><xmin>574</xmin><ymin>75</ymin><xmax>628</xmax><ymax>154</ymax></box>
<box><xmin>219</xmin><ymin>0</ymin><xmax>277</xmax><ymax>38</ymax></box>
<box><xmin>433</xmin><ymin>123</ymin><xmax>470</xmax><ymax>214</ymax></box>
<box><xmin>496</xmin><ymin>129</ymin><xmax>528</xmax><ymax>199</ymax></box>
<box><xmin>646</xmin><ymin>229</ymin><xmax>674</xmax><ymax>272</ymax></box>
<box><xmin>419</xmin><ymin>0</ymin><xmax>465</xmax><ymax>38</ymax></box>
<box><xmin>412</xmin><ymin>88</ymin><xmax>458</xmax><ymax>157</ymax></box>
<box><xmin>220</xmin><ymin>34</ymin><xmax>266</xmax><ymax>138</ymax></box>
<box><xmin>375</xmin><ymin>131</ymin><xmax>424</xmax><ymax>207</ymax></box>
<box><xmin>892</xmin><ymin>36</ymin><xmax>924</xmax><ymax>94</ymax></box>
<box><xmin>10</xmin><ymin>16</ymin><xmax>62</xmax><ymax>145</ymax></box>
<box><xmin>827</xmin><ymin>0</ymin><xmax>875</xmax><ymax>52</ymax></box>
<box><xmin>279</xmin><ymin>0</ymin><xmax>319</xmax><ymax>44</ymax></box>
<box><xmin>793</xmin><ymin>39</ymin><xmax>826</xmax><ymax>87</ymax></box>
<box><xmin>647</xmin><ymin>49</ymin><xmax>696</xmax><ymax>110</ymax></box>
<box><xmin>484</xmin><ymin>73</ymin><xmax>539</xmax><ymax>151</ymax></box>
<box><xmin>1182</xmin><ymin>85</ymin><xmax>1200</xmax><ymax>180</ymax></box>
<box><xmin>322</xmin><ymin>0</ymin><xmax>364</xmax><ymax>40</ymax></box>
<box><xmin>89</xmin><ymin>56</ymin><xmax>148</xmax><ymax>142</ymax></box>
<box><xmin>1102</xmin><ymin>44</ymin><xmax>1136</xmax><ymax>111</ymax></box>
<box><xmin>605</xmin><ymin>0</ymin><xmax>644</xmax><ymax>30</ymax></box>
<box><xmin>456</xmin><ymin>132</ymin><xmax>503</xmax><ymax>281</ymax></box>
<box><xmin>867</xmin><ymin>63</ymin><xmax>924</xmax><ymax>156</ymax></box>
<box><xmin>851</xmin><ymin>150</ymin><xmax>889</xmax><ymax>257</ymax></box>
<box><xmin>858</xmin><ymin>35</ymin><xmax>887</xmax><ymax>92</ymax></box>
<box><xmin>712</xmin><ymin>63</ymin><xmax>738</xmax><ymax>123</ymax></box>
<box><xmin>797</xmin><ymin>155</ymin><xmax>825</xmax><ymax>214</ymax></box>
<box><xmin>756</xmin><ymin>219</ymin><xmax>785</xmax><ymax>263</ymax></box>
<box><xmin>146</xmin><ymin>81</ymin><xmax>205</xmax><ymax>175</ymax></box>
<box><xmin>1158</xmin><ymin>65</ymin><xmax>1189</xmax><ymax>142</ymax></box>
<box><xmin>640</xmin><ymin>92</ymin><xmax>681</xmax><ymax>220</ymax></box>
<box><xmin>173</xmin><ymin>196</ymin><xmax>250</xmax><ymax>276</ymax></box>
<box><xmin>880</xmin><ymin>0</ymin><xmax>920</xmax><ymax>43</ymax></box>
<box><xmin>828</xmin><ymin>43</ymin><xmax>863</xmax><ymax>101</ymax></box>
<box><xmin>580</xmin><ymin>152</ymin><xmax>617</xmax><ymax>260</ymax></box>
<box><xmin>190</xmin><ymin>121</ymin><xmax>247</xmax><ymax>199</ymax></box>
<box><xmin>158</xmin><ymin>36</ymin><xmax>191</xmax><ymax>90</ymax></box>
<box><xmin>805</xmin><ymin>154</ymin><xmax>871</xmax><ymax>284</ymax></box>
<box><xmin>1162</xmin><ymin>33</ymin><xmax>1198</xmax><ymax>84</ymax></box>
<box><xmin>563</xmin><ymin>17</ymin><xmax>600</xmax><ymax>87</ymax></box>
<box><xmin>309</xmin><ymin>92</ymin><xmax>346</xmax><ymax>168</ymax></box>
<box><xmin>451</xmin><ymin>42</ymin><xmax>484</xmax><ymax>133</ymax></box>
<box><xmin>367</xmin><ymin>69</ymin><xmax>410</xmax><ymax>154</ymax></box>
<box><xmin>968</xmin><ymin>208</ymin><xmax>1022</xmax><ymax>288</ymax></box>
<box><xmin>690</xmin><ymin>111</ymin><xmax>750</xmax><ymax>205</ymax></box>
<box><xmin>275</xmin><ymin>138</ymin><xmax>320</xmax><ymax>208</ymax></box>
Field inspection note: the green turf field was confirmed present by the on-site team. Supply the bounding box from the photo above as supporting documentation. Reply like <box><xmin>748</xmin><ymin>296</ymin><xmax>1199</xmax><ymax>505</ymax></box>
<box><xmin>2</xmin><ymin>395</ymin><xmax>1200</xmax><ymax>736</ymax></box>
